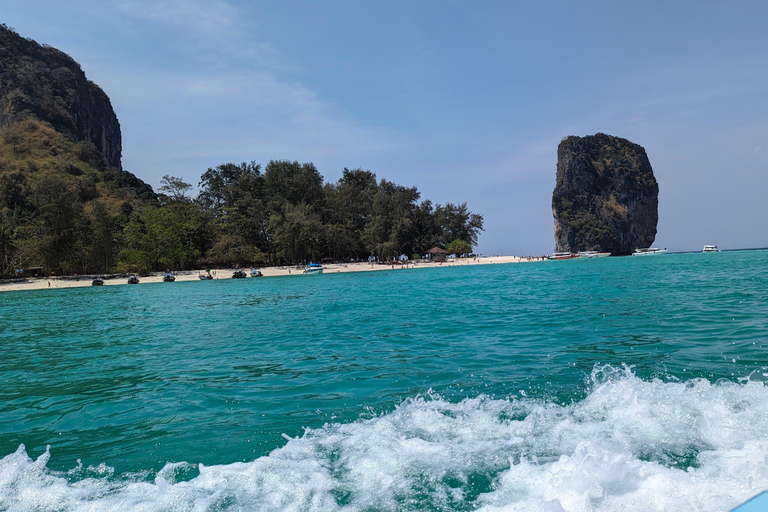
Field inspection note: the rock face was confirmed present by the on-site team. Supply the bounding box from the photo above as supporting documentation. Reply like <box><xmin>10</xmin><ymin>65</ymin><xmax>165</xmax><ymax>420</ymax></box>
<box><xmin>552</xmin><ymin>133</ymin><xmax>659</xmax><ymax>255</ymax></box>
<box><xmin>0</xmin><ymin>24</ymin><xmax>122</xmax><ymax>169</ymax></box>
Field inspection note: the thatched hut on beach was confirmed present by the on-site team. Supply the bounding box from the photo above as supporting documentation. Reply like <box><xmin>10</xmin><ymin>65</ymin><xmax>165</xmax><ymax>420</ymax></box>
<box><xmin>427</xmin><ymin>247</ymin><xmax>447</xmax><ymax>262</ymax></box>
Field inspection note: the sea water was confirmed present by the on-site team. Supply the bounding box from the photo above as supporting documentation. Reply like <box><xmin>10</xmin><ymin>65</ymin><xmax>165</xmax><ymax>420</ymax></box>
<box><xmin>1</xmin><ymin>250</ymin><xmax>767</xmax><ymax>511</ymax></box>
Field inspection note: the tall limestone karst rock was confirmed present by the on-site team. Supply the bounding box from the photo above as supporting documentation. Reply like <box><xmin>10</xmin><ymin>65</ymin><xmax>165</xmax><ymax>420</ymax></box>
<box><xmin>552</xmin><ymin>133</ymin><xmax>659</xmax><ymax>255</ymax></box>
<box><xmin>0</xmin><ymin>24</ymin><xmax>122</xmax><ymax>168</ymax></box>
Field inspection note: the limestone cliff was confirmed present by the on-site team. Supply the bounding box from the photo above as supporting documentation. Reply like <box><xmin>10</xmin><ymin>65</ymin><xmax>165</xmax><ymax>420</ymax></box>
<box><xmin>552</xmin><ymin>133</ymin><xmax>659</xmax><ymax>255</ymax></box>
<box><xmin>0</xmin><ymin>24</ymin><xmax>122</xmax><ymax>168</ymax></box>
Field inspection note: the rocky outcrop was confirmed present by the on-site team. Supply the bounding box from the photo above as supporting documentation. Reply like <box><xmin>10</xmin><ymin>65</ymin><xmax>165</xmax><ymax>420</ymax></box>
<box><xmin>552</xmin><ymin>133</ymin><xmax>659</xmax><ymax>255</ymax></box>
<box><xmin>0</xmin><ymin>24</ymin><xmax>122</xmax><ymax>168</ymax></box>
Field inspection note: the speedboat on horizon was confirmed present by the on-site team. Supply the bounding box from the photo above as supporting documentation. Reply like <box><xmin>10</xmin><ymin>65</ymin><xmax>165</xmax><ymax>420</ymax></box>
<box><xmin>632</xmin><ymin>247</ymin><xmax>667</xmax><ymax>256</ymax></box>
<box><xmin>702</xmin><ymin>245</ymin><xmax>720</xmax><ymax>252</ymax></box>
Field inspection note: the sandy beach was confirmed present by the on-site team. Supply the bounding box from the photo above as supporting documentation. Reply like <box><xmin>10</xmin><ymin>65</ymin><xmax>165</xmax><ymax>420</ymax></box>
<box><xmin>0</xmin><ymin>256</ymin><xmax>538</xmax><ymax>293</ymax></box>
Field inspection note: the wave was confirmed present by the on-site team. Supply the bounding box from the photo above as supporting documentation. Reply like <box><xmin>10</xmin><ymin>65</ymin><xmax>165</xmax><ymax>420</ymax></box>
<box><xmin>2</xmin><ymin>365</ymin><xmax>768</xmax><ymax>511</ymax></box>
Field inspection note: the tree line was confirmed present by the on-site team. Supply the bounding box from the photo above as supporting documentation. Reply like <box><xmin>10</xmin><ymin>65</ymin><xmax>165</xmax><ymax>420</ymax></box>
<box><xmin>1</xmin><ymin>159</ymin><xmax>483</xmax><ymax>276</ymax></box>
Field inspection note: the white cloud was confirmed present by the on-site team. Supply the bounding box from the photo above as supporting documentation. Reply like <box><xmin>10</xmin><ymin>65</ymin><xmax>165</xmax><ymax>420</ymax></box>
<box><xmin>118</xmin><ymin>0</ymin><xmax>238</xmax><ymax>33</ymax></box>
<box><xmin>83</xmin><ymin>0</ymin><xmax>408</xmax><ymax>181</ymax></box>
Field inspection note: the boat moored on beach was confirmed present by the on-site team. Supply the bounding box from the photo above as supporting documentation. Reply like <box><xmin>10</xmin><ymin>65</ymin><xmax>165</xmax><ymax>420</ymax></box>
<box><xmin>632</xmin><ymin>248</ymin><xmax>667</xmax><ymax>256</ymax></box>
<box><xmin>162</xmin><ymin>273</ymin><xmax>175</xmax><ymax>282</ymax></box>
<box><xmin>232</xmin><ymin>270</ymin><xmax>247</xmax><ymax>279</ymax></box>
<box><xmin>91</xmin><ymin>277</ymin><xmax>104</xmax><ymax>286</ymax></box>
<box><xmin>303</xmin><ymin>263</ymin><xmax>324</xmax><ymax>274</ymax></box>
<box><xmin>127</xmin><ymin>275</ymin><xmax>139</xmax><ymax>284</ymax></box>
<box><xmin>702</xmin><ymin>245</ymin><xmax>720</xmax><ymax>252</ymax></box>
<box><xmin>549</xmin><ymin>252</ymin><xmax>577</xmax><ymax>260</ymax></box>
<box><xmin>250</xmin><ymin>269</ymin><xmax>263</xmax><ymax>277</ymax></box>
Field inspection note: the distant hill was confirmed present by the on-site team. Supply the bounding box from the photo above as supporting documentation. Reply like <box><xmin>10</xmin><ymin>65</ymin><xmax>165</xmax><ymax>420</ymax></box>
<box><xmin>0</xmin><ymin>117</ymin><xmax>154</xmax><ymax>207</ymax></box>
<box><xmin>0</xmin><ymin>24</ymin><xmax>123</xmax><ymax>168</ymax></box>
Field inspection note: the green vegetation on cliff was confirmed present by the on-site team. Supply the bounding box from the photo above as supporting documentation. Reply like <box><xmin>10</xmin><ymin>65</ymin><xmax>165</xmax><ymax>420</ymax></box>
<box><xmin>0</xmin><ymin>119</ymin><xmax>154</xmax><ymax>275</ymax></box>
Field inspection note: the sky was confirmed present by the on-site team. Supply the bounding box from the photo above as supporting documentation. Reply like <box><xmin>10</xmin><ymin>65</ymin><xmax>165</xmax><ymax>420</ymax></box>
<box><xmin>1</xmin><ymin>1</ymin><xmax>767</xmax><ymax>255</ymax></box>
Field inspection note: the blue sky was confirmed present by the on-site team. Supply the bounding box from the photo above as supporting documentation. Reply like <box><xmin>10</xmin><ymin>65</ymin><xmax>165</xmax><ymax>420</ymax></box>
<box><xmin>2</xmin><ymin>1</ymin><xmax>767</xmax><ymax>254</ymax></box>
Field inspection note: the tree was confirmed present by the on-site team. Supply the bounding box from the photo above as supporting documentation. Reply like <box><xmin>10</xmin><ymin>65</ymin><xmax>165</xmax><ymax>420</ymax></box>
<box><xmin>360</xmin><ymin>179</ymin><xmax>420</xmax><ymax>260</ymax></box>
<box><xmin>0</xmin><ymin>171</ymin><xmax>29</xmax><ymax>213</ymax></box>
<box><xmin>198</xmin><ymin>162</ymin><xmax>261</xmax><ymax>212</ymax></box>
<box><xmin>0</xmin><ymin>224</ymin><xmax>16</xmax><ymax>276</ymax></box>
<box><xmin>269</xmin><ymin>202</ymin><xmax>322</xmax><ymax>264</ymax></box>
<box><xmin>92</xmin><ymin>201</ymin><xmax>116</xmax><ymax>269</ymax></box>
<box><xmin>403</xmin><ymin>200</ymin><xmax>439</xmax><ymax>256</ymax></box>
<box><xmin>321</xmin><ymin>168</ymin><xmax>378</xmax><ymax>260</ymax></box>
<box><xmin>264</xmin><ymin>160</ymin><xmax>324</xmax><ymax>213</ymax></box>
<box><xmin>207</xmin><ymin>233</ymin><xmax>265</xmax><ymax>267</ymax></box>
<box><xmin>159</xmin><ymin>175</ymin><xmax>192</xmax><ymax>204</ymax></box>
<box><xmin>30</xmin><ymin>175</ymin><xmax>84</xmax><ymax>273</ymax></box>
<box><xmin>118</xmin><ymin>205</ymin><xmax>204</xmax><ymax>272</ymax></box>
<box><xmin>435</xmin><ymin>202</ymin><xmax>484</xmax><ymax>247</ymax></box>
<box><xmin>446</xmin><ymin>239</ymin><xmax>472</xmax><ymax>256</ymax></box>
<box><xmin>198</xmin><ymin>162</ymin><xmax>269</xmax><ymax>264</ymax></box>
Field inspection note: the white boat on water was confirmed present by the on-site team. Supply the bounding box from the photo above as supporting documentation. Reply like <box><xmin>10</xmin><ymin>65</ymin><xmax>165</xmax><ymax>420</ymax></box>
<box><xmin>632</xmin><ymin>247</ymin><xmax>667</xmax><ymax>256</ymax></box>
<box><xmin>576</xmin><ymin>251</ymin><xmax>611</xmax><ymax>258</ymax></box>
<box><xmin>303</xmin><ymin>263</ymin><xmax>323</xmax><ymax>275</ymax></box>
<box><xmin>702</xmin><ymin>245</ymin><xmax>719</xmax><ymax>252</ymax></box>
<box><xmin>549</xmin><ymin>252</ymin><xmax>577</xmax><ymax>260</ymax></box>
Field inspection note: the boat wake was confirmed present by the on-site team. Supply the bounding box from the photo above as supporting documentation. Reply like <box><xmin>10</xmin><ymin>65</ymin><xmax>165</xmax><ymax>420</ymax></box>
<box><xmin>2</xmin><ymin>365</ymin><xmax>768</xmax><ymax>511</ymax></box>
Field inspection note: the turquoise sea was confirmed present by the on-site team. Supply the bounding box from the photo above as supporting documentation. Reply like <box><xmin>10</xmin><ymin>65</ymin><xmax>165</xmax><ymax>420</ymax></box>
<box><xmin>2</xmin><ymin>250</ymin><xmax>768</xmax><ymax>511</ymax></box>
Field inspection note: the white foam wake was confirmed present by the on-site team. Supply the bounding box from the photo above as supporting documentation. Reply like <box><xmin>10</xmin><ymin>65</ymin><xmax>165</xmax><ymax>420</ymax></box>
<box><xmin>2</xmin><ymin>366</ymin><xmax>768</xmax><ymax>511</ymax></box>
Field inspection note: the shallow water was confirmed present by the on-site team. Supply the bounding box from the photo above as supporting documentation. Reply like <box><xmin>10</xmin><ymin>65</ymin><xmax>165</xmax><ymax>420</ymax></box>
<box><xmin>1</xmin><ymin>250</ymin><xmax>767</xmax><ymax>511</ymax></box>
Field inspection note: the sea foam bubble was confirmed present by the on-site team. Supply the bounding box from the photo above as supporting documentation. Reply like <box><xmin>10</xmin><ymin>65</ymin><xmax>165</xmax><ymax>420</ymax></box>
<box><xmin>2</xmin><ymin>365</ymin><xmax>768</xmax><ymax>511</ymax></box>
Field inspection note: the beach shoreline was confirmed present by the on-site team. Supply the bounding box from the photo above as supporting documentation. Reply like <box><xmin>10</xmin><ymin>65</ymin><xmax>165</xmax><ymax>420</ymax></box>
<box><xmin>0</xmin><ymin>255</ymin><xmax>540</xmax><ymax>293</ymax></box>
